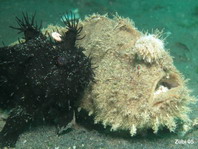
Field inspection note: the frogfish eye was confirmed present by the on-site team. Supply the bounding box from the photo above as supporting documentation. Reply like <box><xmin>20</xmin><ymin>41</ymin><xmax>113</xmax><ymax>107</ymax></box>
<box><xmin>57</xmin><ymin>56</ymin><xmax>68</xmax><ymax>66</ymax></box>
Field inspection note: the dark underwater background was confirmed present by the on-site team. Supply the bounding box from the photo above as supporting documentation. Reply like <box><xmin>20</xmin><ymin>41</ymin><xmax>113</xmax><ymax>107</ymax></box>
<box><xmin>0</xmin><ymin>0</ymin><xmax>198</xmax><ymax>148</ymax></box>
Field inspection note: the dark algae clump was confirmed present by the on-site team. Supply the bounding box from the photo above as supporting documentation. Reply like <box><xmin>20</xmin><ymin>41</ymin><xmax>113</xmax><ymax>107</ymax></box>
<box><xmin>0</xmin><ymin>12</ymin><xmax>94</xmax><ymax>147</ymax></box>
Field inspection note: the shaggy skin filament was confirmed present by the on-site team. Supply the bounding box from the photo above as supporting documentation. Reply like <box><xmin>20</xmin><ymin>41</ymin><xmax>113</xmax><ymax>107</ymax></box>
<box><xmin>10</xmin><ymin>12</ymin><xmax>42</xmax><ymax>41</ymax></box>
<box><xmin>60</xmin><ymin>12</ymin><xmax>85</xmax><ymax>48</ymax></box>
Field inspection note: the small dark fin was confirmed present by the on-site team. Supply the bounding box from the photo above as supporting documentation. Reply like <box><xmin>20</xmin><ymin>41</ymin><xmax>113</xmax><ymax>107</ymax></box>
<box><xmin>10</xmin><ymin>12</ymin><xmax>43</xmax><ymax>42</ymax></box>
<box><xmin>60</xmin><ymin>11</ymin><xmax>84</xmax><ymax>48</ymax></box>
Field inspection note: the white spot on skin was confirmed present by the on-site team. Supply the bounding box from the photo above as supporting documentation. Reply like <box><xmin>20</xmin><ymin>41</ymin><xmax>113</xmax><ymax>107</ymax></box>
<box><xmin>51</xmin><ymin>32</ymin><xmax>62</xmax><ymax>42</ymax></box>
<box><xmin>23</xmin><ymin>140</ymin><xmax>27</xmax><ymax>144</ymax></box>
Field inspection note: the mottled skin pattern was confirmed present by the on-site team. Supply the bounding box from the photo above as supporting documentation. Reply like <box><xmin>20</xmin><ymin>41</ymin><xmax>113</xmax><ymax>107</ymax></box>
<box><xmin>0</xmin><ymin>12</ymin><xmax>94</xmax><ymax>147</ymax></box>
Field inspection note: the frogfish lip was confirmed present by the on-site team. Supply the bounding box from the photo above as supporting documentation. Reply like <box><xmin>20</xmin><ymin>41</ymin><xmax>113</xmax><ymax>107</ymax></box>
<box><xmin>152</xmin><ymin>72</ymin><xmax>182</xmax><ymax>106</ymax></box>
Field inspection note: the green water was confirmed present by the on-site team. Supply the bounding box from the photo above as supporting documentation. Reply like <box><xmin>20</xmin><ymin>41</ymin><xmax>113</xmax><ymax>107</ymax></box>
<box><xmin>0</xmin><ymin>0</ymin><xmax>197</xmax><ymax>148</ymax></box>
